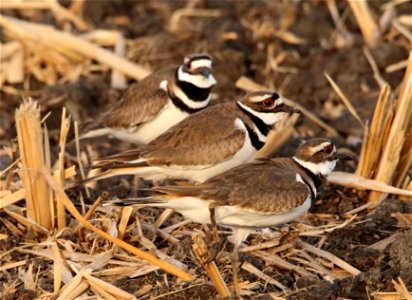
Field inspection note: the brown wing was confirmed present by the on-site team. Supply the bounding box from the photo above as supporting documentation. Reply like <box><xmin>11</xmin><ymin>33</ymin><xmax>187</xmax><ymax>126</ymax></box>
<box><xmin>201</xmin><ymin>159</ymin><xmax>310</xmax><ymax>213</ymax></box>
<box><xmin>84</xmin><ymin>67</ymin><xmax>175</xmax><ymax>132</ymax></box>
<box><xmin>153</xmin><ymin>158</ymin><xmax>310</xmax><ymax>214</ymax></box>
<box><xmin>96</xmin><ymin>102</ymin><xmax>247</xmax><ymax>166</ymax></box>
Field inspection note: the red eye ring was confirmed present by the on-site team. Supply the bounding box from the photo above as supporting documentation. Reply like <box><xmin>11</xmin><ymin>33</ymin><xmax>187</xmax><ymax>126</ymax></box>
<box><xmin>323</xmin><ymin>145</ymin><xmax>333</xmax><ymax>154</ymax></box>
<box><xmin>262</xmin><ymin>98</ymin><xmax>274</xmax><ymax>108</ymax></box>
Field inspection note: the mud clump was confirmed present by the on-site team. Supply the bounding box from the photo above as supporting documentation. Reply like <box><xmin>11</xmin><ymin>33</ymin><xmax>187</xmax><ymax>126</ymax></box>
<box><xmin>388</xmin><ymin>229</ymin><xmax>412</xmax><ymax>285</ymax></box>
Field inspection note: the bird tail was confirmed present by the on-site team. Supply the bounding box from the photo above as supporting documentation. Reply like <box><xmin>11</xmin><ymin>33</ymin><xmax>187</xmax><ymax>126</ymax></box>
<box><xmin>102</xmin><ymin>186</ymin><xmax>178</xmax><ymax>208</ymax></box>
<box><xmin>69</xmin><ymin>162</ymin><xmax>148</xmax><ymax>190</ymax></box>
<box><xmin>103</xmin><ymin>189</ymin><xmax>168</xmax><ymax>207</ymax></box>
<box><xmin>102</xmin><ymin>197</ymin><xmax>168</xmax><ymax>207</ymax></box>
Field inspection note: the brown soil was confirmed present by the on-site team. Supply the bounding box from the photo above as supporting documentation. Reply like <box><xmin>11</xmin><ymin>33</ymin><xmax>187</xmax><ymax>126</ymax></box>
<box><xmin>1</xmin><ymin>1</ymin><xmax>411</xmax><ymax>299</ymax></box>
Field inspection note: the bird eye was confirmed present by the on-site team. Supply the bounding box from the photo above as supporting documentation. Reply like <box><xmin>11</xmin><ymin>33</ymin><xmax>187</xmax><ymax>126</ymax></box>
<box><xmin>322</xmin><ymin>145</ymin><xmax>333</xmax><ymax>154</ymax></box>
<box><xmin>262</xmin><ymin>98</ymin><xmax>275</xmax><ymax>108</ymax></box>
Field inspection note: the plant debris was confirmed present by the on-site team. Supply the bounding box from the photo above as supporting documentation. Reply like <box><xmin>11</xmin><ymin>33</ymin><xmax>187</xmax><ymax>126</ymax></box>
<box><xmin>1</xmin><ymin>1</ymin><xmax>411</xmax><ymax>299</ymax></box>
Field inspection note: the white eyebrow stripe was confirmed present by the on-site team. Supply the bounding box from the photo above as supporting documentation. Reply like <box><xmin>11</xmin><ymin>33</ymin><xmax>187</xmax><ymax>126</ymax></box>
<box><xmin>248</xmin><ymin>94</ymin><xmax>283</xmax><ymax>104</ymax></box>
<box><xmin>237</xmin><ymin>101</ymin><xmax>287</xmax><ymax>126</ymax></box>
<box><xmin>312</xmin><ymin>142</ymin><xmax>332</xmax><ymax>152</ymax></box>
<box><xmin>189</xmin><ymin>59</ymin><xmax>212</xmax><ymax>69</ymax></box>
<box><xmin>249</xmin><ymin>95</ymin><xmax>273</xmax><ymax>103</ymax></box>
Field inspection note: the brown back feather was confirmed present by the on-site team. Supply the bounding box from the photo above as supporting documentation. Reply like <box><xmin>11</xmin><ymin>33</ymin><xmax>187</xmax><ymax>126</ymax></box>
<box><xmin>81</xmin><ymin>67</ymin><xmax>175</xmax><ymax>134</ymax></box>
<box><xmin>96</xmin><ymin>102</ymin><xmax>247</xmax><ymax>166</ymax></box>
<box><xmin>157</xmin><ymin>158</ymin><xmax>313</xmax><ymax>213</ymax></box>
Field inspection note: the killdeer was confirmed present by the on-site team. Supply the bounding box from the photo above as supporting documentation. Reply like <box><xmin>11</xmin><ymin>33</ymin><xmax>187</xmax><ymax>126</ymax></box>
<box><xmin>86</xmin><ymin>90</ymin><xmax>300</xmax><ymax>183</ymax></box>
<box><xmin>80</xmin><ymin>53</ymin><xmax>216</xmax><ymax>144</ymax></box>
<box><xmin>107</xmin><ymin>138</ymin><xmax>351</xmax><ymax>296</ymax></box>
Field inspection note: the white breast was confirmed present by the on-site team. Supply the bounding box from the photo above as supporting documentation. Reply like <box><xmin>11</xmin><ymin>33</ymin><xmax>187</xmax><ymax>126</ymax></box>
<box><xmin>293</xmin><ymin>157</ymin><xmax>337</xmax><ymax>176</ymax></box>
<box><xmin>215</xmin><ymin>196</ymin><xmax>311</xmax><ymax>228</ymax></box>
<box><xmin>157</xmin><ymin>194</ymin><xmax>311</xmax><ymax>230</ymax></box>
<box><xmin>129</xmin><ymin>101</ymin><xmax>189</xmax><ymax>144</ymax></box>
<box><xmin>88</xmin><ymin>101</ymin><xmax>188</xmax><ymax>145</ymax></box>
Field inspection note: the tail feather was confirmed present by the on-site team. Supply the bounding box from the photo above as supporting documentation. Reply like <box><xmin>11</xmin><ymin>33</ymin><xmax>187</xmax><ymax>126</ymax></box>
<box><xmin>151</xmin><ymin>184</ymin><xmax>206</xmax><ymax>197</ymax></box>
<box><xmin>77</xmin><ymin>169</ymin><xmax>116</xmax><ymax>185</ymax></box>
<box><xmin>91</xmin><ymin>160</ymin><xmax>149</xmax><ymax>170</ymax></box>
<box><xmin>94</xmin><ymin>148</ymin><xmax>145</xmax><ymax>163</ymax></box>
<box><xmin>103</xmin><ymin>197</ymin><xmax>167</xmax><ymax>207</ymax></box>
<box><xmin>66</xmin><ymin>169</ymin><xmax>114</xmax><ymax>190</ymax></box>
<box><xmin>72</xmin><ymin>165</ymin><xmax>147</xmax><ymax>188</ymax></box>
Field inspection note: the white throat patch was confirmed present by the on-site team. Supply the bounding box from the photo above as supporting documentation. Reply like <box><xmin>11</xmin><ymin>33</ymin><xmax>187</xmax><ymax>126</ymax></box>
<box><xmin>293</xmin><ymin>157</ymin><xmax>336</xmax><ymax>176</ymax></box>
<box><xmin>177</xmin><ymin>67</ymin><xmax>216</xmax><ymax>88</ymax></box>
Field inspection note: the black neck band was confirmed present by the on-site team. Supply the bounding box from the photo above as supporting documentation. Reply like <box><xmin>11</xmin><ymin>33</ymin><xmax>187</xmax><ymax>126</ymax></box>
<box><xmin>243</xmin><ymin>122</ymin><xmax>265</xmax><ymax>150</ymax></box>
<box><xmin>293</xmin><ymin>159</ymin><xmax>323</xmax><ymax>191</ymax></box>
<box><xmin>168</xmin><ymin>90</ymin><xmax>205</xmax><ymax>114</ymax></box>
<box><xmin>236</xmin><ymin>102</ymin><xmax>271</xmax><ymax>136</ymax></box>
<box><xmin>175</xmin><ymin>69</ymin><xmax>212</xmax><ymax>101</ymax></box>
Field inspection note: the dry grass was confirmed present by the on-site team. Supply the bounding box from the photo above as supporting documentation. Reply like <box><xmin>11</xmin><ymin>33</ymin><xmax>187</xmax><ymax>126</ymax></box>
<box><xmin>0</xmin><ymin>14</ymin><xmax>150</xmax><ymax>88</ymax></box>
<box><xmin>15</xmin><ymin>98</ymin><xmax>52</xmax><ymax>230</ymax></box>
<box><xmin>191</xmin><ymin>233</ymin><xmax>230</xmax><ymax>297</ymax></box>
<box><xmin>1</xmin><ymin>1</ymin><xmax>411</xmax><ymax>299</ymax></box>
<box><xmin>357</xmin><ymin>53</ymin><xmax>412</xmax><ymax>207</ymax></box>
<box><xmin>347</xmin><ymin>0</ymin><xmax>380</xmax><ymax>48</ymax></box>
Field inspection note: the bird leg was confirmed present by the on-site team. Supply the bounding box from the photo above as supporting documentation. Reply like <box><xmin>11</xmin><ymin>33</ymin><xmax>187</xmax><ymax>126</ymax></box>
<box><xmin>229</xmin><ymin>227</ymin><xmax>253</xmax><ymax>298</ymax></box>
<box><xmin>208</xmin><ymin>204</ymin><xmax>220</xmax><ymax>243</ymax></box>
<box><xmin>232</xmin><ymin>244</ymin><xmax>241</xmax><ymax>298</ymax></box>
<box><xmin>131</xmin><ymin>175</ymin><xmax>142</xmax><ymax>198</ymax></box>
<box><xmin>196</xmin><ymin>204</ymin><xmax>223</xmax><ymax>266</ymax></box>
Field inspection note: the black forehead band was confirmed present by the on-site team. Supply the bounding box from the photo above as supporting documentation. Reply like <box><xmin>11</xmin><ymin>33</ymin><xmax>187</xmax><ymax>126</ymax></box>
<box><xmin>187</xmin><ymin>55</ymin><xmax>212</xmax><ymax>63</ymax></box>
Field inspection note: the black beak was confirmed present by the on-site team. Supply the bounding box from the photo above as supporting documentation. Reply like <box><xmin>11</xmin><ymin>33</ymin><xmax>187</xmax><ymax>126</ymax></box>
<box><xmin>276</xmin><ymin>103</ymin><xmax>301</xmax><ymax>114</ymax></box>
<box><xmin>335</xmin><ymin>152</ymin><xmax>353</xmax><ymax>160</ymax></box>
<box><xmin>198</xmin><ymin>67</ymin><xmax>211</xmax><ymax>77</ymax></box>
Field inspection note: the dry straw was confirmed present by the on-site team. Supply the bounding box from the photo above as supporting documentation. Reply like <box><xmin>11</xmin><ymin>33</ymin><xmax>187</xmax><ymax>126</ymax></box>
<box><xmin>12</xmin><ymin>98</ymin><xmax>194</xmax><ymax>282</ymax></box>
<box><xmin>54</xmin><ymin>107</ymin><xmax>70</xmax><ymax>230</ymax></box>
<box><xmin>324</xmin><ymin>72</ymin><xmax>365</xmax><ymax>128</ymax></box>
<box><xmin>15</xmin><ymin>98</ymin><xmax>52</xmax><ymax>230</ymax></box>
<box><xmin>43</xmin><ymin>170</ymin><xmax>194</xmax><ymax>281</ymax></box>
<box><xmin>357</xmin><ymin>52</ymin><xmax>412</xmax><ymax>206</ymax></box>
<box><xmin>192</xmin><ymin>233</ymin><xmax>230</xmax><ymax>297</ymax></box>
<box><xmin>0</xmin><ymin>14</ymin><xmax>151</xmax><ymax>84</ymax></box>
<box><xmin>347</xmin><ymin>0</ymin><xmax>380</xmax><ymax>48</ymax></box>
<box><xmin>236</xmin><ymin>74</ymin><xmax>411</xmax><ymax>199</ymax></box>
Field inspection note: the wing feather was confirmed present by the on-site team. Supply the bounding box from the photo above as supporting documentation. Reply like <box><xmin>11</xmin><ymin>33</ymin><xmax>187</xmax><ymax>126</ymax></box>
<box><xmin>155</xmin><ymin>159</ymin><xmax>310</xmax><ymax>213</ymax></box>
<box><xmin>81</xmin><ymin>68</ymin><xmax>174</xmax><ymax>133</ymax></box>
<box><xmin>96</xmin><ymin>103</ymin><xmax>248</xmax><ymax>166</ymax></box>
<box><xmin>203</xmin><ymin>161</ymin><xmax>310</xmax><ymax>213</ymax></box>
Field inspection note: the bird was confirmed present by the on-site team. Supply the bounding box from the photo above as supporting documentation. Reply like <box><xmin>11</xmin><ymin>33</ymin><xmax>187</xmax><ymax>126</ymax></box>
<box><xmin>105</xmin><ymin>138</ymin><xmax>352</xmax><ymax>296</ymax></box>
<box><xmin>85</xmin><ymin>90</ymin><xmax>300</xmax><ymax>184</ymax></box>
<box><xmin>79</xmin><ymin>53</ymin><xmax>217</xmax><ymax>144</ymax></box>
